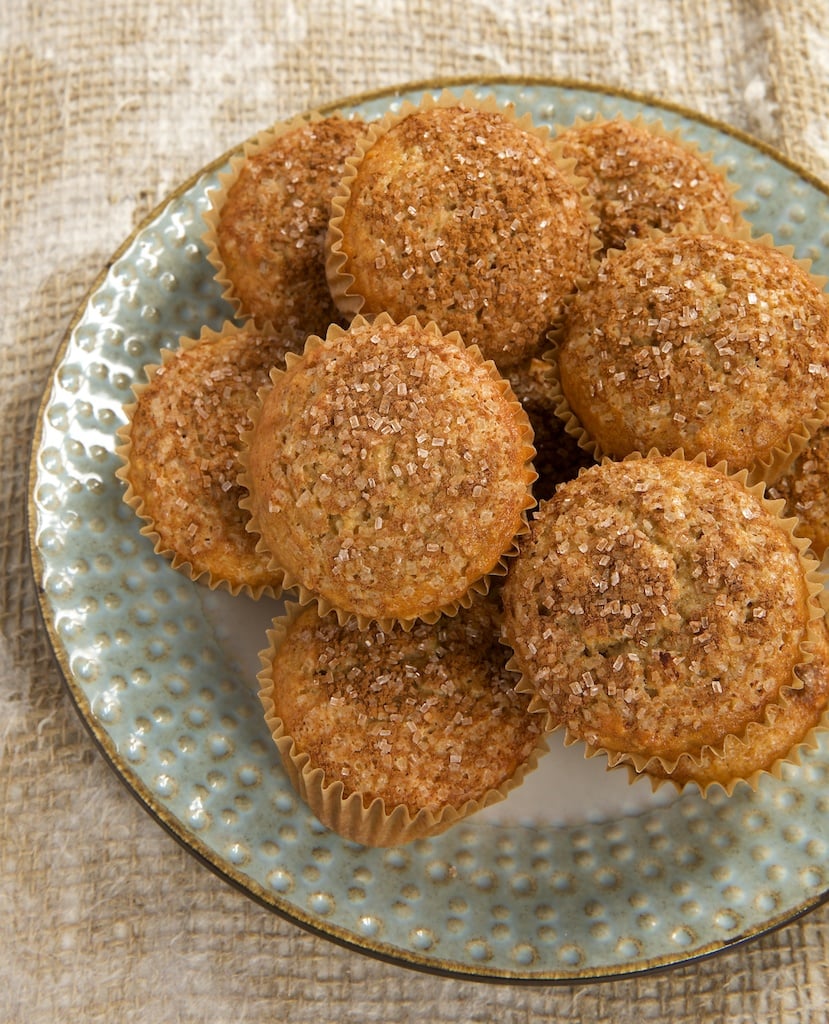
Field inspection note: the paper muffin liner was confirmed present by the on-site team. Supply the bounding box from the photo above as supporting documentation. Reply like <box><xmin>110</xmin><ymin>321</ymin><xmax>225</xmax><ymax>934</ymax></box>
<box><xmin>115</xmin><ymin>321</ymin><xmax>286</xmax><ymax>600</ymax></box>
<box><xmin>201</xmin><ymin>108</ymin><xmax>364</xmax><ymax>327</ymax></box>
<box><xmin>257</xmin><ymin>601</ymin><xmax>549</xmax><ymax>847</ymax></box>
<box><xmin>238</xmin><ymin>312</ymin><xmax>538</xmax><ymax>632</ymax></box>
<box><xmin>552</xmin><ymin>111</ymin><xmax>752</xmax><ymax>250</ymax></box>
<box><xmin>504</xmin><ymin>449</ymin><xmax>828</xmax><ymax>798</ymax></box>
<box><xmin>545</xmin><ymin>229</ymin><xmax>829</xmax><ymax>488</ymax></box>
<box><xmin>324</xmin><ymin>88</ymin><xmax>602</xmax><ymax>350</ymax></box>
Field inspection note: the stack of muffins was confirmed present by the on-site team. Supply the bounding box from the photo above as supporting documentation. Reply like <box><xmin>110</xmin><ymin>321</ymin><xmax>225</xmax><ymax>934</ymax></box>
<box><xmin>116</xmin><ymin>91</ymin><xmax>829</xmax><ymax>846</ymax></box>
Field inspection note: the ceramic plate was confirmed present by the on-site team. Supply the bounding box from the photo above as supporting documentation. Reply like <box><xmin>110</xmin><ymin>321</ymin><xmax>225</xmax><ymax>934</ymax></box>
<box><xmin>28</xmin><ymin>77</ymin><xmax>829</xmax><ymax>983</ymax></box>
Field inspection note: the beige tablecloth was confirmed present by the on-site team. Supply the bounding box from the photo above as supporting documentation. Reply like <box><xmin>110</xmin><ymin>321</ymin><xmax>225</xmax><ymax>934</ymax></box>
<box><xmin>4</xmin><ymin>1</ymin><xmax>829</xmax><ymax>1020</ymax></box>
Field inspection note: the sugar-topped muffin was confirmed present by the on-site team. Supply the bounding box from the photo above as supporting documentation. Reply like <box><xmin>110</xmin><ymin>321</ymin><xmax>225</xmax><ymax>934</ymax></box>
<box><xmin>501</xmin><ymin>454</ymin><xmax>823</xmax><ymax>788</ymax></box>
<box><xmin>204</xmin><ymin>113</ymin><xmax>365</xmax><ymax>345</ymax></box>
<box><xmin>326</xmin><ymin>91</ymin><xmax>596</xmax><ymax>371</ymax></box>
<box><xmin>116</xmin><ymin>322</ymin><xmax>292</xmax><ymax>597</ymax></box>
<box><xmin>258</xmin><ymin>595</ymin><xmax>546</xmax><ymax>845</ymax></box>
<box><xmin>240</xmin><ymin>313</ymin><xmax>537</xmax><ymax>627</ymax></box>
<box><xmin>555</xmin><ymin>114</ymin><xmax>744</xmax><ymax>254</ymax></box>
<box><xmin>555</xmin><ymin>232</ymin><xmax>829</xmax><ymax>482</ymax></box>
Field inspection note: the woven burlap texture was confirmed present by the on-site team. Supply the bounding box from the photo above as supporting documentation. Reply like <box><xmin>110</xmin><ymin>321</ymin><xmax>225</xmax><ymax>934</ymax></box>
<box><xmin>3</xmin><ymin>1</ymin><xmax>829</xmax><ymax>1021</ymax></box>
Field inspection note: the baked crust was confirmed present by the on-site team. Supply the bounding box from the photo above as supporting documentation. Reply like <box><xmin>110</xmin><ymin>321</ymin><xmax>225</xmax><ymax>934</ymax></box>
<box><xmin>643</xmin><ymin>618</ymin><xmax>829</xmax><ymax>789</ymax></box>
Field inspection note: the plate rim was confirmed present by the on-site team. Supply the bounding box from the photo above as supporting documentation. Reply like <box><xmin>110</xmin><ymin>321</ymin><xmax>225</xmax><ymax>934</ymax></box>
<box><xmin>26</xmin><ymin>73</ymin><xmax>829</xmax><ymax>985</ymax></box>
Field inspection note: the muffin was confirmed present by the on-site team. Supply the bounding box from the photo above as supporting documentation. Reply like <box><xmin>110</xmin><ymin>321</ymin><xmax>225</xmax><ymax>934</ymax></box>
<box><xmin>203</xmin><ymin>112</ymin><xmax>365</xmax><ymax>346</ymax></box>
<box><xmin>239</xmin><ymin>313</ymin><xmax>537</xmax><ymax>628</ymax></box>
<box><xmin>506</xmin><ymin>356</ymin><xmax>595</xmax><ymax>501</ymax></box>
<box><xmin>326</xmin><ymin>90</ymin><xmax>597</xmax><ymax>372</ymax></box>
<box><xmin>258</xmin><ymin>595</ymin><xmax>547</xmax><ymax>846</ymax></box>
<box><xmin>768</xmin><ymin>422</ymin><xmax>829</xmax><ymax>561</ymax></box>
<box><xmin>500</xmin><ymin>453</ymin><xmax>825</xmax><ymax>790</ymax></box>
<box><xmin>555</xmin><ymin>114</ymin><xmax>745</xmax><ymax>254</ymax></box>
<box><xmin>554</xmin><ymin>232</ymin><xmax>829</xmax><ymax>483</ymax></box>
<box><xmin>116</xmin><ymin>321</ymin><xmax>291</xmax><ymax>597</ymax></box>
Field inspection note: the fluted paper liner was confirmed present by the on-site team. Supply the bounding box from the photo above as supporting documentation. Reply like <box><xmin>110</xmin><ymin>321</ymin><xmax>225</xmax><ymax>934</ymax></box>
<box><xmin>257</xmin><ymin>601</ymin><xmax>549</xmax><ymax>847</ymax></box>
<box><xmin>503</xmin><ymin>449</ymin><xmax>828</xmax><ymax>798</ymax></box>
<box><xmin>238</xmin><ymin>312</ymin><xmax>538</xmax><ymax>632</ymax></box>
<box><xmin>115</xmin><ymin>321</ymin><xmax>286</xmax><ymax>599</ymax></box>
<box><xmin>546</xmin><ymin>229</ymin><xmax>829</xmax><ymax>488</ymax></box>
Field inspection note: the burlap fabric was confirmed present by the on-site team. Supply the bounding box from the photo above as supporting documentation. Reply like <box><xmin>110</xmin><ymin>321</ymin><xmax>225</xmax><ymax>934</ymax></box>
<box><xmin>3</xmin><ymin>1</ymin><xmax>829</xmax><ymax>1020</ymax></box>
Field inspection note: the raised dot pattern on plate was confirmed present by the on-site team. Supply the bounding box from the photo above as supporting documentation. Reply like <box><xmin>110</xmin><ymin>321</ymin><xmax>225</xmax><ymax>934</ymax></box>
<box><xmin>30</xmin><ymin>80</ymin><xmax>829</xmax><ymax>982</ymax></box>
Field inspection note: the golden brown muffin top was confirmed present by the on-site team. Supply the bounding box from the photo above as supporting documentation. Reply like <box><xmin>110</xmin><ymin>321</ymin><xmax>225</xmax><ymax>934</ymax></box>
<box><xmin>214</xmin><ymin>115</ymin><xmax>364</xmax><ymax>341</ymax></box>
<box><xmin>243</xmin><ymin>315</ymin><xmax>536</xmax><ymax>625</ymax></box>
<box><xmin>768</xmin><ymin>423</ymin><xmax>829</xmax><ymax>561</ymax></box>
<box><xmin>555</xmin><ymin>116</ymin><xmax>741</xmax><ymax>254</ymax></box>
<box><xmin>118</xmin><ymin>324</ymin><xmax>292</xmax><ymax>594</ymax></box>
<box><xmin>501</xmin><ymin>455</ymin><xmax>817</xmax><ymax>766</ymax></box>
<box><xmin>267</xmin><ymin>598</ymin><xmax>543</xmax><ymax>813</ymax></box>
<box><xmin>329</xmin><ymin>103</ymin><xmax>595</xmax><ymax>370</ymax></box>
<box><xmin>557</xmin><ymin>233</ymin><xmax>829</xmax><ymax>474</ymax></box>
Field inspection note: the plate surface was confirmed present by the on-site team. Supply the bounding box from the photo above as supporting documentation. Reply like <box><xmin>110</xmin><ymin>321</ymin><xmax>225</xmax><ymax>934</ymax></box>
<box><xmin>29</xmin><ymin>77</ymin><xmax>829</xmax><ymax>982</ymax></box>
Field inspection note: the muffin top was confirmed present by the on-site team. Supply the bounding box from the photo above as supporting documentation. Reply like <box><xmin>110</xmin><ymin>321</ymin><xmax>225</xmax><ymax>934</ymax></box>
<box><xmin>501</xmin><ymin>455</ymin><xmax>818</xmax><ymax>767</ymax></box>
<box><xmin>241</xmin><ymin>314</ymin><xmax>536</xmax><ymax>626</ymax></box>
<box><xmin>555</xmin><ymin>116</ymin><xmax>742</xmax><ymax>254</ymax></box>
<box><xmin>210</xmin><ymin>114</ymin><xmax>365</xmax><ymax>342</ymax></box>
<box><xmin>116</xmin><ymin>323</ymin><xmax>291</xmax><ymax>595</ymax></box>
<box><xmin>262</xmin><ymin>597</ymin><xmax>543</xmax><ymax>814</ymax></box>
<box><xmin>557</xmin><ymin>232</ymin><xmax>829</xmax><ymax>476</ymax></box>
<box><xmin>327</xmin><ymin>98</ymin><xmax>596</xmax><ymax>371</ymax></box>
<box><xmin>768</xmin><ymin>422</ymin><xmax>829</xmax><ymax>560</ymax></box>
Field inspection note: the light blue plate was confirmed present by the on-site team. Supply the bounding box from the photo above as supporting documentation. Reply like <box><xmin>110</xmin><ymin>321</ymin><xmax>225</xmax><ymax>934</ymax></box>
<box><xmin>28</xmin><ymin>77</ymin><xmax>829</xmax><ymax>983</ymax></box>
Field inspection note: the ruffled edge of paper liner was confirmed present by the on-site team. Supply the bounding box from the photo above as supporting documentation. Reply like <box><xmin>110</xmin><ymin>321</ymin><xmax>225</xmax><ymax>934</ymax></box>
<box><xmin>237</xmin><ymin>311</ymin><xmax>538</xmax><ymax>633</ymax></box>
<box><xmin>256</xmin><ymin>600</ymin><xmax>549</xmax><ymax>847</ymax></box>
<box><xmin>323</xmin><ymin>87</ymin><xmax>603</xmax><ymax>356</ymax></box>
<box><xmin>114</xmin><ymin>320</ymin><xmax>285</xmax><ymax>600</ymax></box>
<box><xmin>551</xmin><ymin>110</ymin><xmax>752</xmax><ymax>248</ymax></box>
<box><xmin>200</xmin><ymin>108</ymin><xmax>363</xmax><ymax>326</ymax></box>
<box><xmin>504</xmin><ymin>448</ymin><xmax>828</xmax><ymax>798</ymax></box>
<box><xmin>545</xmin><ymin>228</ymin><xmax>829</xmax><ymax>489</ymax></box>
